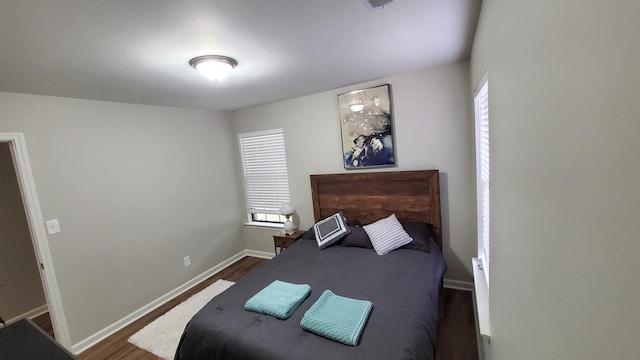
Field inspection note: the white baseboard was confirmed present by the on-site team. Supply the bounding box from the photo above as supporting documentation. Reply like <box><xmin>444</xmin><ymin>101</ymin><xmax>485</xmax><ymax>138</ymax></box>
<box><xmin>4</xmin><ymin>304</ymin><xmax>49</xmax><ymax>325</ymax></box>
<box><xmin>72</xmin><ymin>250</ymin><xmax>251</xmax><ymax>354</ymax></box>
<box><xmin>443</xmin><ymin>278</ymin><xmax>473</xmax><ymax>291</ymax></box>
<box><xmin>243</xmin><ymin>249</ymin><xmax>275</xmax><ymax>259</ymax></box>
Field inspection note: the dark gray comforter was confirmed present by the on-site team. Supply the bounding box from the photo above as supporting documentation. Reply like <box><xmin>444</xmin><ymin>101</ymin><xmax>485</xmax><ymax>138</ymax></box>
<box><xmin>175</xmin><ymin>237</ymin><xmax>446</xmax><ymax>360</ymax></box>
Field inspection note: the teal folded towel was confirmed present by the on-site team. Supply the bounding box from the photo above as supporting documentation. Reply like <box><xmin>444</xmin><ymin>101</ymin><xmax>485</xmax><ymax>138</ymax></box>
<box><xmin>300</xmin><ymin>290</ymin><xmax>373</xmax><ymax>346</ymax></box>
<box><xmin>244</xmin><ymin>280</ymin><xmax>311</xmax><ymax>319</ymax></box>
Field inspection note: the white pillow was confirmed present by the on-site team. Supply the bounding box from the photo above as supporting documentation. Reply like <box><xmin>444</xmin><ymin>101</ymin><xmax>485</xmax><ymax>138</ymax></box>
<box><xmin>313</xmin><ymin>213</ymin><xmax>351</xmax><ymax>249</ymax></box>
<box><xmin>363</xmin><ymin>214</ymin><xmax>413</xmax><ymax>255</ymax></box>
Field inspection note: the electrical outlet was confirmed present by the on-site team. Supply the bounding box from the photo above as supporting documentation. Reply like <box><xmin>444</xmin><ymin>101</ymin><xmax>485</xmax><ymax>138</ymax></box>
<box><xmin>183</xmin><ymin>256</ymin><xmax>191</xmax><ymax>267</ymax></box>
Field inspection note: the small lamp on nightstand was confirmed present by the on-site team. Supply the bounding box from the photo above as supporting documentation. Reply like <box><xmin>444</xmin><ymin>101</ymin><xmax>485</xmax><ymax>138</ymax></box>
<box><xmin>280</xmin><ymin>202</ymin><xmax>296</xmax><ymax>235</ymax></box>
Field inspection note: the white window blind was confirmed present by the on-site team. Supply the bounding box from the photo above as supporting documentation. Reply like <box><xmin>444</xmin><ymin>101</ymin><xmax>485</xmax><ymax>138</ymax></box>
<box><xmin>239</xmin><ymin>129</ymin><xmax>291</xmax><ymax>219</ymax></box>
<box><xmin>474</xmin><ymin>75</ymin><xmax>490</xmax><ymax>287</ymax></box>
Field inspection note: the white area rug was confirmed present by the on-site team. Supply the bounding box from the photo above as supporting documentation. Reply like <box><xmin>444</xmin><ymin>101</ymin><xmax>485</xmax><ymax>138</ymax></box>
<box><xmin>128</xmin><ymin>279</ymin><xmax>235</xmax><ymax>360</ymax></box>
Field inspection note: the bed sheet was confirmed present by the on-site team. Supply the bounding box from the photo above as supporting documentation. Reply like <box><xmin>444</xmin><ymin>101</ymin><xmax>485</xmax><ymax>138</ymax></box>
<box><xmin>175</xmin><ymin>238</ymin><xmax>446</xmax><ymax>360</ymax></box>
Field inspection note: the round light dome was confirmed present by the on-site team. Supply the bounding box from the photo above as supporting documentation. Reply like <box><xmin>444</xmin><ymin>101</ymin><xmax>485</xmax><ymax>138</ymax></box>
<box><xmin>189</xmin><ymin>55</ymin><xmax>238</xmax><ymax>81</ymax></box>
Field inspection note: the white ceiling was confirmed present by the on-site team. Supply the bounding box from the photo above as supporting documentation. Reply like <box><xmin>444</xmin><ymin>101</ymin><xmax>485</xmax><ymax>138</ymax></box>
<box><xmin>0</xmin><ymin>0</ymin><xmax>481</xmax><ymax>111</ymax></box>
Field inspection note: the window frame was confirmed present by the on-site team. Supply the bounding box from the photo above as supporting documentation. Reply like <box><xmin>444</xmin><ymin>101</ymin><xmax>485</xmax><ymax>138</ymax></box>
<box><xmin>238</xmin><ymin>128</ymin><xmax>291</xmax><ymax>228</ymax></box>
<box><xmin>474</xmin><ymin>72</ymin><xmax>490</xmax><ymax>287</ymax></box>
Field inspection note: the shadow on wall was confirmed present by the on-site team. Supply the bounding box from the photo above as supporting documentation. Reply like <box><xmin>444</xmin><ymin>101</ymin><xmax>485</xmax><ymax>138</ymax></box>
<box><xmin>439</xmin><ymin>172</ymin><xmax>473</xmax><ymax>281</ymax></box>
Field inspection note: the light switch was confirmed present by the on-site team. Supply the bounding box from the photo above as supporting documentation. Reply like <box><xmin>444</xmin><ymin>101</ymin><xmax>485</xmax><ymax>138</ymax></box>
<box><xmin>46</xmin><ymin>219</ymin><xmax>61</xmax><ymax>235</ymax></box>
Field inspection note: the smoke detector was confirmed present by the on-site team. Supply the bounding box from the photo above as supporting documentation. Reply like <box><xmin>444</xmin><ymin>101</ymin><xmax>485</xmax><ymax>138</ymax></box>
<box><xmin>361</xmin><ymin>0</ymin><xmax>394</xmax><ymax>11</ymax></box>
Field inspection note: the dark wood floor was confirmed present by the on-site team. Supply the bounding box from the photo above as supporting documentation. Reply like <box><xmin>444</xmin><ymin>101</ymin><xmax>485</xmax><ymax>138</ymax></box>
<box><xmin>436</xmin><ymin>287</ymin><xmax>479</xmax><ymax>360</ymax></box>
<box><xmin>32</xmin><ymin>311</ymin><xmax>55</xmax><ymax>338</ymax></box>
<box><xmin>35</xmin><ymin>256</ymin><xmax>477</xmax><ymax>360</ymax></box>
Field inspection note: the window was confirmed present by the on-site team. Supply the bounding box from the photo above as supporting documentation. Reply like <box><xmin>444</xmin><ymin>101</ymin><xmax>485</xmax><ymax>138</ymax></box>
<box><xmin>239</xmin><ymin>129</ymin><xmax>291</xmax><ymax>225</ymax></box>
<box><xmin>474</xmin><ymin>73</ymin><xmax>490</xmax><ymax>287</ymax></box>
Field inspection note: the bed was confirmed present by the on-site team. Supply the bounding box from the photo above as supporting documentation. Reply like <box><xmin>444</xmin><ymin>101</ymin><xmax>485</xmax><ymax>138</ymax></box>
<box><xmin>175</xmin><ymin>170</ymin><xmax>446</xmax><ymax>360</ymax></box>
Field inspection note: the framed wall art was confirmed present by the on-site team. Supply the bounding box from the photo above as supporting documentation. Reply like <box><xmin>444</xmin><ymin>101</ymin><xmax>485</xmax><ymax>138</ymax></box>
<box><xmin>338</xmin><ymin>84</ymin><xmax>395</xmax><ymax>169</ymax></box>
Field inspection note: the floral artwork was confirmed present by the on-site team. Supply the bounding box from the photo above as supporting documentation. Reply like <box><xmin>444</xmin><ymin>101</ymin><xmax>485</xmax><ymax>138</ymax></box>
<box><xmin>338</xmin><ymin>84</ymin><xmax>395</xmax><ymax>169</ymax></box>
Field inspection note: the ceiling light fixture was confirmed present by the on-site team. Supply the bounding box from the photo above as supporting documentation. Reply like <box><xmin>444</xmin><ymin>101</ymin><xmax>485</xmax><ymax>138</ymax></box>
<box><xmin>189</xmin><ymin>55</ymin><xmax>238</xmax><ymax>81</ymax></box>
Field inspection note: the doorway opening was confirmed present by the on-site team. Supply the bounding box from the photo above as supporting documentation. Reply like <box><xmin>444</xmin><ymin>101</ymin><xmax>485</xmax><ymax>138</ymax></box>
<box><xmin>0</xmin><ymin>133</ymin><xmax>71</xmax><ymax>349</ymax></box>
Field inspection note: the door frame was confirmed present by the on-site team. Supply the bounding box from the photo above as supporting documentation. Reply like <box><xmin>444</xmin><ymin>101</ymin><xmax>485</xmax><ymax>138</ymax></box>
<box><xmin>0</xmin><ymin>132</ymin><xmax>71</xmax><ymax>349</ymax></box>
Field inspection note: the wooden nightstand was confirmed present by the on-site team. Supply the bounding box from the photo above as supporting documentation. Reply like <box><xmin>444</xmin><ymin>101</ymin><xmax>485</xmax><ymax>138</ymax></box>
<box><xmin>273</xmin><ymin>230</ymin><xmax>305</xmax><ymax>255</ymax></box>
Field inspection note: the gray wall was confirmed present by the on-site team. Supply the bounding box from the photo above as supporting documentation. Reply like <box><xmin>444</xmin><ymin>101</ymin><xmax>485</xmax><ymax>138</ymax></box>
<box><xmin>0</xmin><ymin>143</ymin><xmax>47</xmax><ymax>321</ymax></box>
<box><xmin>471</xmin><ymin>1</ymin><xmax>640</xmax><ymax>359</ymax></box>
<box><xmin>232</xmin><ymin>61</ymin><xmax>476</xmax><ymax>282</ymax></box>
<box><xmin>0</xmin><ymin>92</ymin><xmax>243</xmax><ymax>344</ymax></box>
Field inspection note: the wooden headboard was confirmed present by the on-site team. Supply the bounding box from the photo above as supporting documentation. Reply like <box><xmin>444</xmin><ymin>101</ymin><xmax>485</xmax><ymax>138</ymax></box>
<box><xmin>310</xmin><ymin>170</ymin><xmax>442</xmax><ymax>249</ymax></box>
